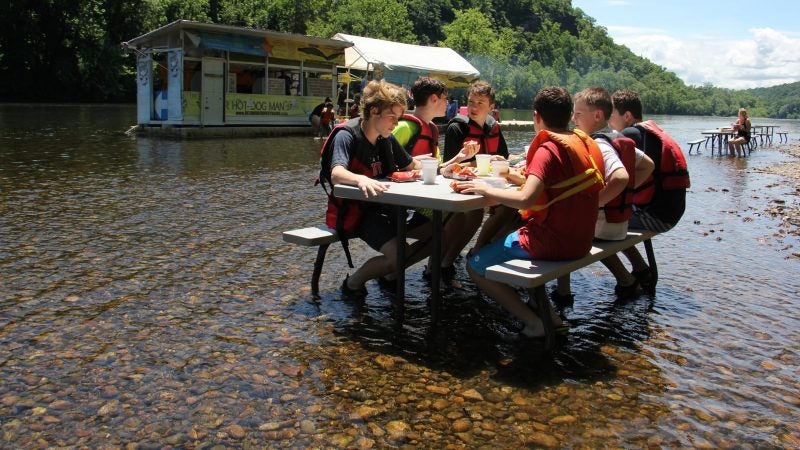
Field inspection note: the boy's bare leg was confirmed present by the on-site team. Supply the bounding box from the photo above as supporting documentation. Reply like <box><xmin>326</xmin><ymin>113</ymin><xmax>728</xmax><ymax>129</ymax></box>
<box><xmin>468</xmin><ymin>265</ymin><xmax>562</xmax><ymax>337</ymax></box>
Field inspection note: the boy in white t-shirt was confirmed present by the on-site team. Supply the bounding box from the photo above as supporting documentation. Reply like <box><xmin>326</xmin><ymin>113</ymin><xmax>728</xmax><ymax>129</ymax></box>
<box><xmin>552</xmin><ymin>87</ymin><xmax>654</xmax><ymax>305</ymax></box>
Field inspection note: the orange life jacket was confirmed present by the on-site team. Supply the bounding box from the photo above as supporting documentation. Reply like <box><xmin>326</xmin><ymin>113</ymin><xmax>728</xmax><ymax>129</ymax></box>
<box><xmin>519</xmin><ymin>129</ymin><xmax>605</xmax><ymax>224</ymax></box>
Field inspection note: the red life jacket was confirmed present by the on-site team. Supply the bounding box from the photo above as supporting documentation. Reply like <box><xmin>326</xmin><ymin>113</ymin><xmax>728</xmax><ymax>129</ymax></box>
<box><xmin>632</xmin><ymin>120</ymin><xmax>690</xmax><ymax>205</ymax></box>
<box><xmin>449</xmin><ymin>114</ymin><xmax>501</xmax><ymax>155</ymax></box>
<box><xmin>399</xmin><ymin>113</ymin><xmax>439</xmax><ymax>158</ymax></box>
<box><xmin>317</xmin><ymin>118</ymin><xmax>396</xmax><ymax>267</ymax></box>
<box><xmin>519</xmin><ymin>129</ymin><xmax>606</xmax><ymax>224</ymax></box>
<box><xmin>592</xmin><ymin>131</ymin><xmax>637</xmax><ymax>223</ymax></box>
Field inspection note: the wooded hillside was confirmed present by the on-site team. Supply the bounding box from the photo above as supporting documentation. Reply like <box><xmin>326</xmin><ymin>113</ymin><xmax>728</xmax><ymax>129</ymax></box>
<box><xmin>1</xmin><ymin>0</ymin><xmax>797</xmax><ymax>118</ymax></box>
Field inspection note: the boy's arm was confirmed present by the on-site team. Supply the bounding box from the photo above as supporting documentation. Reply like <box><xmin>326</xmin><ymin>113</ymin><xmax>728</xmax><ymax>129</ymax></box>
<box><xmin>458</xmin><ymin>173</ymin><xmax>544</xmax><ymax>210</ymax></box>
<box><xmin>598</xmin><ymin>168</ymin><xmax>629</xmax><ymax>207</ymax></box>
<box><xmin>331</xmin><ymin>165</ymin><xmax>389</xmax><ymax>198</ymax></box>
<box><xmin>443</xmin><ymin>123</ymin><xmax>465</xmax><ymax>161</ymax></box>
<box><xmin>633</xmin><ymin>150</ymin><xmax>654</xmax><ymax>188</ymax></box>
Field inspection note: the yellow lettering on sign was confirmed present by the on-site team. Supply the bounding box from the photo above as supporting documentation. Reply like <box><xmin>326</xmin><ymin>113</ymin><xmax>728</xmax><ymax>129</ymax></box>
<box><xmin>226</xmin><ymin>94</ymin><xmax>325</xmax><ymax>117</ymax></box>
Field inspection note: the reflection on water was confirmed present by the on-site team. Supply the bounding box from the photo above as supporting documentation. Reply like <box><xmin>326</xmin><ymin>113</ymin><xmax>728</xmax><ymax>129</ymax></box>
<box><xmin>1</xmin><ymin>104</ymin><xmax>799</xmax><ymax>448</ymax></box>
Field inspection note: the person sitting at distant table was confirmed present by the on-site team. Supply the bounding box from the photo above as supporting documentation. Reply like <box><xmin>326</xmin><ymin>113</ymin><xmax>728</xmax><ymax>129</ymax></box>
<box><xmin>728</xmin><ymin>108</ymin><xmax>751</xmax><ymax>157</ymax></box>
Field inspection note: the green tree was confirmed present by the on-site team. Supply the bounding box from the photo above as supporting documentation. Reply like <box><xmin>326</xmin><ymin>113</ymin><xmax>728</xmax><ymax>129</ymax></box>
<box><xmin>401</xmin><ymin>0</ymin><xmax>446</xmax><ymax>45</ymax></box>
<box><xmin>1</xmin><ymin>0</ymin><xmax>797</xmax><ymax>113</ymax></box>
<box><xmin>144</xmin><ymin>0</ymin><xmax>210</xmax><ymax>26</ymax></box>
<box><xmin>440</xmin><ymin>9</ymin><xmax>504</xmax><ymax>58</ymax></box>
<box><xmin>305</xmin><ymin>0</ymin><xmax>415</xmax><ymax>42</ymax></box>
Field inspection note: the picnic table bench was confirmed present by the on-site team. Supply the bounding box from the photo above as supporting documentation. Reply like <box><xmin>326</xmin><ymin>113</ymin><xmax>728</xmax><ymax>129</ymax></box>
<box><xmin>484</xmin><ymin>230</ymin><xmax>658</xmax><ymax>349</ymax></box>
<box><xmin>283</xmin><ymin>224</ymin><xmax>659</xmax><ymax>350</ymax></box>
<box><xmin>282</xmin><ymin>225</ymin><xmax>342</xmax><ymax>296</ymax></box>
<box><xmin>687</xmin><ymin>138</ymin><xmax>706</xmax><ymax>155</ymax></box>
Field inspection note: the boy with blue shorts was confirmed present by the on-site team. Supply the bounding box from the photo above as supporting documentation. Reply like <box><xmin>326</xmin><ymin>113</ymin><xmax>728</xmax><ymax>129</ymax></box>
<box><xmin>454</xmin><ymin>87</ymin><xmax>604</xmax><ymax>338</ymax></box>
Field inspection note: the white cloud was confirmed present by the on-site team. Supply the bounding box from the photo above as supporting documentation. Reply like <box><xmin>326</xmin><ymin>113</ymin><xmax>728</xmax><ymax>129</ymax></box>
<box><xmin>610</xmin><ymin>27</ymin><xmax>800</xmax><ymax>89</ymax></box>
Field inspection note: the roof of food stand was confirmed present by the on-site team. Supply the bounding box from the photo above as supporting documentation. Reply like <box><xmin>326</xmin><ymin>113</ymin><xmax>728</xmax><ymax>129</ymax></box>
<box><xmin>124</xmin><ymin>20</ymin><xmax>352</xmax><ymax>61</ymax></box>
<box><xmin>332</xmin><ymin>33</ymin><xmax>480</xmax><ymax>82</ymax></box>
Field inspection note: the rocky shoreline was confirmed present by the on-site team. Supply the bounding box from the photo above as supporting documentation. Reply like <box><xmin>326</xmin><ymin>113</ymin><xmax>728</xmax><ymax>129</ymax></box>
<box><xmin>756</xmin><ymin>142</ymin><xmax>800</xmax><ymax>246</ymax></box>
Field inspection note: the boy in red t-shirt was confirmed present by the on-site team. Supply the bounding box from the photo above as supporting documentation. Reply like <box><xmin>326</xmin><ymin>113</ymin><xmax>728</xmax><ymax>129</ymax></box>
<box><xmin>455</xmin><ymin>87</ymin><xmax>603</xmax><ymax>338</ymax></box>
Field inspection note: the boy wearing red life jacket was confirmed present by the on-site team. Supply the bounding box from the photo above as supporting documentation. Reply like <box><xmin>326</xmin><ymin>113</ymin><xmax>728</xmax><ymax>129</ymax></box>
<box><xmin>432</xmin><ymin>81</ymin><xmax>509</xmax><ymax>282</ymax></box>
<box><xmin>392</xmin><ymin>77</ymin><xmax>448</xmax><ymax>159</ymax></box>
<box><xmin>321</xmin><ymin>80</ymin><xmax>432</xmax><ymax>298</ymax></box>
<box><xmin>607</xmin><ymin>89</ymin><xmax>690</xmax><ymax>294</ymax></box>
<box><xmin>552</xmin><ymin>87</ymin><xmax>655</xmax><ymax>304</ymax></box>
<box><xmin>456</xmin><ymin>87</ymin><xmax>605</xmax><ymax>339</ymax></box>
<box><xmin>369</xmin><ymin>77</ymin><xmax>447</xmax><ymax>290</ymax></box>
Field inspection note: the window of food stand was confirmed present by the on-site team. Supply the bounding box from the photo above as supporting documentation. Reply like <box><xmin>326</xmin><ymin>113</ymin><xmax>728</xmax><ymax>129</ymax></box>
<box><xmin>303</xmin><ymin>61</ymin><xmax>335</xmax><ymax>98</ymax></box>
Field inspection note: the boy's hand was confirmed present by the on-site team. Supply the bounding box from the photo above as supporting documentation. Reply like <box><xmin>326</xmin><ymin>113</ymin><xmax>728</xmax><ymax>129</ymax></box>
<box><xmin>357</xmin><ymin>176</ymin><xmax>390</xmax><ymax>198</ymax></box>
<box><xmin>505</xmin><ymin>168</ymin><xmax>526</xmax><ymax>186</ymax></box>
<box><xmin>458</xmin><ymin>140</ymin><xmax>480</xmax><ymax>160</ymax></box>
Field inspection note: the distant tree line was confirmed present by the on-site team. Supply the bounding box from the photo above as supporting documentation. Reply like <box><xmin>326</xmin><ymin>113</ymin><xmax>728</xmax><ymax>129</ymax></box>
<box><xmin>1</xmin><ymin>0</ymin><xmax>798</xmax><ymax>118</ymax></box>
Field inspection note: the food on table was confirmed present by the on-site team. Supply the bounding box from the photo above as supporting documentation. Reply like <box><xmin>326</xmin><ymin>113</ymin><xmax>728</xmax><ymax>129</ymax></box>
<box><xmin>388</xmin><ymin>171</ymin><xmax>420</xmax><ymax>182</ymax></box>
<box><xmin>449</xmin><ymin>180</ymin><xmax>474</xmax><ymax>194</ymax></box>
<box><xmin>450</xmin><ymin>164</ymin><xmax>477</xmax><ymax>180</ymax></box>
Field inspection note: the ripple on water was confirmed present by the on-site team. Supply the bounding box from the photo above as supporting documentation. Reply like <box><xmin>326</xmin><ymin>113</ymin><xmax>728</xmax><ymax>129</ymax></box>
<box><xmin>2</xmin><ymin>107</ymin><xmax>800</xmax><ymax>447</ymax></box>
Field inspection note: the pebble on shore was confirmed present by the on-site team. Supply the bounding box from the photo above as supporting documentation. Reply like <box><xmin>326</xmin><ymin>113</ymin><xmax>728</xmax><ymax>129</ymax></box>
<box><xmin>757</xmin><ymin>142</ymin><xmax>800</xmax><ymax>248</ymax></box>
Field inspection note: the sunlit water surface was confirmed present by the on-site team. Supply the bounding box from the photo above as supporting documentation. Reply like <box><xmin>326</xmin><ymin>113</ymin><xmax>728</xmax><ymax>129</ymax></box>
<box><xmin>1</xmin><ymin>104</ymin><xmax>799</xmax><ymax>448</ymax></box>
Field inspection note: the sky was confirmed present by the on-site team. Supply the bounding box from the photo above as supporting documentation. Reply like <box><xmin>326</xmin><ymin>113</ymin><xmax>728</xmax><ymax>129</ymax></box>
<box><xmin>570</xmin><ymin>0</ymin><xmax>800</xmax><ymax>90</ymax></box>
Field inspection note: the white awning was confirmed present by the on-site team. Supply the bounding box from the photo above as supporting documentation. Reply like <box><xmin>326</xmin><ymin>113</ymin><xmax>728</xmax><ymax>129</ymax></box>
<box><xmin>332</xmin><ymin>33</ymin><xmax>479</xmax><ymax>86</ymax></box>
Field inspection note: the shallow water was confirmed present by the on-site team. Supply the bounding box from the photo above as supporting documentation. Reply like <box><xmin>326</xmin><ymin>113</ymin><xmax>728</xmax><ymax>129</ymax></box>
<box><xmin>1</xmin><ymin>104</ymin><xmax>799</xmax><ymax>448</ymax></box>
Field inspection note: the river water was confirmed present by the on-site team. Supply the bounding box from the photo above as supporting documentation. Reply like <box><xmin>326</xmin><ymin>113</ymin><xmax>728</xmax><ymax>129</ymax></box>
<box><xmin>1</xmin><ymin>104</ymin><xmax>799</xmax><ymax>448</ymax></box>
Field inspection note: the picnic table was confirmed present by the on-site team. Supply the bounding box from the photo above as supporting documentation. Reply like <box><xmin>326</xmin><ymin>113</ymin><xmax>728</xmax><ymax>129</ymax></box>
<box><xmin>701</xmin><ymin>128</ymin><xmax>735</xmax><ymax>156</ymax></box>
<box><xmin>333</xmin><ymin>175</ymin><xmax>497</xmax><ymax>317</ymax></box>
<box><xmin>758</xmin><ymin>124</ymin><xmax>779</xmax><ymax>145</ymax></box>
<box><xmin>286</xmin><ymin>174</ymin><xmax>661</xmax><ymax>349</ymax></box>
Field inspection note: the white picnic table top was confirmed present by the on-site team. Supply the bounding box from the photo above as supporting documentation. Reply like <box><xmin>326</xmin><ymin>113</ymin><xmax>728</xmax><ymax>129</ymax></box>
<box><xmin>333</xmin><ymin>175</ymin><xmax>499</xmax><ymax>211</ymax></box>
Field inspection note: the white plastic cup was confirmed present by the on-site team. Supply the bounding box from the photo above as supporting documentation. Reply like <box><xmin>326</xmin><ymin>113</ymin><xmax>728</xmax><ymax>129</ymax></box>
<box><xmin>491</xmin><ymin>160</ymin><xmax>509</xmax><ymax>177</ymax></box>
<box><xmin>421</xmin><ymin>159</ymin><xmax>438</xmax><ymax>184</ymax></box>
<box><xmin>475</xmin><ymin>154</ymin><xmax>491</xmax><ymax>176</ymax></box>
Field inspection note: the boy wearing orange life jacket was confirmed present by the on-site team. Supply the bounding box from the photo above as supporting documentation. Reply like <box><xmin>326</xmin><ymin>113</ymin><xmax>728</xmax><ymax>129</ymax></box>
<box><xmin>552</xmin><ymin>87</ymin><xmax>655</xmax><ymax>304</ymax></box>
<box><xmin>456</xmin><ymin>87</ymin><xmax>605</xmax><ymax>339</ymax></box>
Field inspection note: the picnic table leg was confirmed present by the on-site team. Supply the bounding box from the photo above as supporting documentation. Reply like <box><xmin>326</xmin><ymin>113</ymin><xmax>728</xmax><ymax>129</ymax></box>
<box><xmin>643</xmin><ymin>239</ymin><xmax>658</xmax><ymax>295</ymax></box>
<box><xmin>429</xmin><ymin>210</ymin><xmax>443</xmax><ymax>323</ymax></box>
<box><xmin>528</xmin><ymin>286</ymin><xmax>555</xmax><ymax>351</ymax></box>
<box><xmin>395</xmin><ymin>206</ymin><xmax>407</xmax><ymax>301</ymax></box>
<box><xmin>311</xmin><ymin>243</ymin><xmax>330</xmax><ymax>296</ymax></box>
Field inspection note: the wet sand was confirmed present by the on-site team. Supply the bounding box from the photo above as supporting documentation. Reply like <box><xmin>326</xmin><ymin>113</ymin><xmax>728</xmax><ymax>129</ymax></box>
<box><xmin>758</xmin><ymin>142</ymin><xmax>800</xmax><ymax>246</ymax></box>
